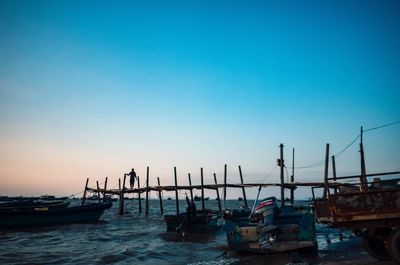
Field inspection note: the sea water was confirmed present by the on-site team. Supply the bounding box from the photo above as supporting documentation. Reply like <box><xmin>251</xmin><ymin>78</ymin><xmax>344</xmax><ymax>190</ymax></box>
<box><xmin>0</xmin><ymin>199</ymin><xmax>369</xmax><ymax>265</ymax></box>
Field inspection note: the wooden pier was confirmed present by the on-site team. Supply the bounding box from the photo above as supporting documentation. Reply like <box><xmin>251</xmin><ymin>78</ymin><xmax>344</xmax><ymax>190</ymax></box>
<box><xmin>84</xmin><ymin>163</ymin><xmax>326</xmax><ymax>215</ymax></box>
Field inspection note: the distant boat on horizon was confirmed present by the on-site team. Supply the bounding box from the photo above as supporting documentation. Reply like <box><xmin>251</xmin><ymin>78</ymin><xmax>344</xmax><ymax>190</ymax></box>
<box><xmin>194</xmin><ymin>196</ymin><xmax>209</xmax><ymax>201</ymax></box>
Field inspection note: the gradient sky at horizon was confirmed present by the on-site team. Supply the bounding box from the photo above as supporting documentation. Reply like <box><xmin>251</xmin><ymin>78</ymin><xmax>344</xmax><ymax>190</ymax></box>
<box><xmin>1</xmin><ymin>0</ymin><xmax>399</xmax><ymax>199</ymax></box>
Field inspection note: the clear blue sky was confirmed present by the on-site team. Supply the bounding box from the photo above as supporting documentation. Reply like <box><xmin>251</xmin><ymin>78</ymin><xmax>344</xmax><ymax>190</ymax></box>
<box><xmin>0</xmin><ymin>0</ymin><xmax>399</xmax><ymax>198</ymax></box>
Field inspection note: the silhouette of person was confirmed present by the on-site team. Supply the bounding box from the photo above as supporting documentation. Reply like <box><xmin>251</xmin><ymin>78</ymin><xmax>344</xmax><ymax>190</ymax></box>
<box><xmin>128</xmin><ymin>168</ymin><xmax>137</xmax><ymax>189</ymax></box>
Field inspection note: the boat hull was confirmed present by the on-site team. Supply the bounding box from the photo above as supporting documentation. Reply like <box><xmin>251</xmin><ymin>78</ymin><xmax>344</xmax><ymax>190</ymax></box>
<box><xmin>224</xmin><ymin>202</ymin><xmax>316</xmax><ymax>254</ymax></box>
<box><xmin>164</xmin><ymin>210</ymin><xmax>221</xmax><ymax>233</ymax></box>
<box><xmin>0</xmin><ymin>202</ymin><xmax>112</xmax><ymax>228</ymax></box>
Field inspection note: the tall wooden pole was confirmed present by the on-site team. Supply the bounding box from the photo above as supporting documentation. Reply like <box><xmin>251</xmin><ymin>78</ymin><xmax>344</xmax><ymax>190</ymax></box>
<box><xmin>145</xmin><ymin>166</ymin><xmax>149</xmax><ymax>215</ymax></box>
<box><xmin>238</xmin><ymin>166</ymin><xmax>248</xmax><ymax>208</ymax></box>
<box><xmin>104</xmin><ymin>177</ymin><xmax>108</xmax><ymax>200</ymax></box>
<box><xmin>223</xmin><ymin>164</ymin><xmax>227</xmax><ymax>208</ymax></box>
<box><xmin>137</xmin><ymin>176</ymin><xmax>142</xmax><ymax>213</ymax></box>
<box><xmin>213</xmin><ymin>173</ymin><xmax>222</xmax><ymax>213</ymax></box>
<box><xmin>201</xmin><ymin>167</ymin><xmax>205</xmax><ymax>211</ymax></box>
<box><xmin>157</xmin><ymin>177</ymin><xmax>163</xmax><ymax>214</ymax></box>
<box><xmin>119</xmin><ymin>174</ymin><xmax>127</xmax><ymax>215</ymax></box>
<box><xmin>290</xmin><ymin>148</ymin><xmax>295</xmax><ymax>204</ymax></box>
<box><xmin>174</xmin><ymin>167</ymin><xmax>179</xmax><ymax>215</ymax></box>
<box><xmin>188</xmin><ymin>173</ymin><xmax>194</xmax><ymax>202</ymax></box>
<box><xmin>118</xmin><ymin>178</ymin><xmax>121</xmax><ymax>190</ymax></box>
<box><xmin>279</xmin><ymin>144</ymin><xmax>285</xmax><ymax>206</ymax></box>
<box><xmin>332</xmin><ymin>155</ymin><xmax>337</xmax><ymax>194</ymax></box>
<box><xmin>360</xmin><ymin>126</ymin><xmax>367</xmax><ymax>192</ymax></box>
<box><xmin>323</xmin><ymin>143</ymin><xmax>330</xmax><ymax>199</ymax></box>
<box><xmin>81</xmin><ymin>178</ymin><xmax>89</xmax><ymax>205</ymax></box>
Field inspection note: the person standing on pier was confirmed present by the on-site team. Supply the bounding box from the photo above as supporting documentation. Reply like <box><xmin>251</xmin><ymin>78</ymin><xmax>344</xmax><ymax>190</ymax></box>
<box><xmin>128</xmin><ymin>168</ymin><xmax>137</xmax><ymax>189</ymax></box>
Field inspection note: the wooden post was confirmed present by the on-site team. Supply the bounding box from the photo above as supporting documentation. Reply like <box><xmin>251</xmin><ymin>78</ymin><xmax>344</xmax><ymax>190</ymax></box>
<box><xmin>137</xmin><ymin>176</ymin><xmax>142</xmax><ymax>213</ymax></box>
<box><xmin>119</xmin><ymin>174</ymin><xmax>127</xmax><ymax>215</ymax></box>
<box><xmin>81</xmin><ymin>178</ymin><xmax>89</xmax><ymax>205</ymax></box>
<box><xmin>290</xmin><ymin>148</ymin><xmax>295</xmax><ymax>204</ymax></box>
<box><xmin>323</xmin><ymin>143</ymin><xmax>330</xmax><ymax>199</ymax></box>
<box><xmin>188</xmin><ymin>173</ymin><xmax>194</xmax><ymax>202</ymax></box>
<box><xmin>360</xmin><ymin>126</ymin><xmax>367</xmax><ymax>192</ymax></box>
<box><xmin>157</xmin><ymin>177</ymin><xmax>164</xmax><ymax>214</ymax></box>
<box><xmin>145</xmin><ymin>166</ymin><xmax>149</xmax><ymax>215</ymax></box>
<box><xmin>279</xmin><ymin>144</ymin><xmax>285</xmax><ymax>206</ymax></box>
<box><xmin>96</xmin><ymin>181</ymin><xmax>101</xmax><ymax>203</ymax></box>
<box><xmin>104</xmin><ymin>177</ymin><xmax>108</xmax><ymax>200</ymax></box>
<box><xmin>238</xmin><ymin>165</ymin><xmax>248</xmax><ymax>208</ymax></box>
<box><xmin>201</xmin><ymin>167</ymin><xmax>205</xmax><ymax>211</ymax></box>
<box><xmin>122</xmin><ymin>174</ymin><xmax>127</xmax><ymax>190</ymax></box>
<box><xmin>223</xmin><ymin>164</ymin><xmax>227</xmax><ymax>208</ymax></box>
<box><xmin>213</xmin><ymin>173</ymin><xmax>222</xmax><ymax>213</ymax></box>
<box><xmin>332</xmin><ymin>155</ymin><xmax>337</xmax><ymax>194</ymax></box>
<box><xmin>174</xmin><ymin>167</ymin><xmax>179</xmax><ymax>215</ymax></box>
<box><xmin>118</xmin><ymin>178</ymin><xmax>121</xmax><ymax>190</ymax></box>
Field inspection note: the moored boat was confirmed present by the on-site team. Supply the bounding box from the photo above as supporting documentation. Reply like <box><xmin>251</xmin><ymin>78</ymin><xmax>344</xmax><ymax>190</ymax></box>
<box><xmin>164</xmin><ymin>197</ymin><xmax>222</xmax><ymax>233</ymax></box>
<box><xmin>224</xmin><ymin>197</ymin><xmax>316</xmax><ymax>254</ymax></box>
<box><xmin>0</xmin><ymin>201</ymin><xmax>112</xmax><ymax>228</ymax></box>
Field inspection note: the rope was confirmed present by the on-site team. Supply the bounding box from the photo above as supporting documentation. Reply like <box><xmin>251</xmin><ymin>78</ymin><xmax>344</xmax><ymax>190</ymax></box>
<box><xmin>258</xmin><ymin>165</ymin><xmax>278</xmax><ymax>182</ymax></box>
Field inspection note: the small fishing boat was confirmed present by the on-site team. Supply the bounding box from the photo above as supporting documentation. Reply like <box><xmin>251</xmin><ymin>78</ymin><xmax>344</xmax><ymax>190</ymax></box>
<box><xmin>164</xmin><ymin>197</ymin><xmax>221</xmax><ymax>233</ymax></box>
<box><xmin>0</xmin><ymin>200</ymin><xmax>112</xmax><ymax>228</ymax></box>
<box><xmin>194</xmin><ymin>195</ymin><xmax>209</xmax><ymax>201</ymax></box>
<box><xmin>224</xmin><ymin>197</ymin><xmax>316</xmax><ymax>254</ymax></box>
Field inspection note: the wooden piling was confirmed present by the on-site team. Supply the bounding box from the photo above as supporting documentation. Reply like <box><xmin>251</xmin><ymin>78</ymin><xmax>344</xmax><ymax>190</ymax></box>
<box><xmin>290</xmin><ymin>148</ymin><xmax>295</xmax><ymax>204</ymax></box>
<box><xmin>188</xmin><ymin>173</ymin><xmax>194</xmax><ymax>202</ymax></box>
<box><xmin>104</xmin><ymin>177</ymin><xmax>108</xmax><ymax>199</ymax></box>
<box><xmin>119</xmin><ymin>174</ymin><xmax>127</xmax><ymax>215</ymax></box>
<box><xmin>145</xmin><ymin>166</ymin><xmax>149</xmax><ymax>215</ymax></box>
<box><xmin>81</xmin><ymin>178</ymin><xmax>89</xmax><ymax>205</ymax></box>
<box><xmin>213</xmin><ymin>173</ymin><xmax>222</xmax><ymax>213</ymax></box>
<box><xmin>137</xmin><ymin>176</ymin><xmax>142</xmax><ymax>213</ymax></box>
<box><xmin>279</xmin><ymin>144</ymin><xmax>285</xmax><ymax>206</ymax></box>
<box><xmin>332</xmin><ymin>155</ymin><xmax>337</xmax><ymax>194</ymax></box>
<box><xmin>96</xmin><ymin>181</ymin><xmax>101</xmax><ymax>203</ymax></box>
<box><xmin>118</xmin><ymin>178</ymin><xmax>121</xmax><ymax>190</ymax></box>
<box><xmin>323</xmin><ymin>143</ymin><xmax>330</xmax><ymax>199</ymax></box>
<box><xmin>359</xmin><ymin>126</ymin><xmax>368</xmax><ymax>192</ymax></box>
<box><xmin>157</xmin><ymin>177</ymin><xmax>163</xmax><ymax>214</ymax></box>
<box><xmin>174</xmin><ymin>167</ymin><xmax>179</xmax><ymax>215</ymax></box>
<box><xmin>223</xmin><ymin>164</ymin><xmax>227</xmax><ymax>208</ymax></box>
<box><xmin>201</xmin><ymin>167</ymin><xmax>205</xmax><ymax>211</ymax></box>
<box><xmin>238</xmin><ymin>165</ymin><xmax>248</xmax><ymax>208</ymax></box>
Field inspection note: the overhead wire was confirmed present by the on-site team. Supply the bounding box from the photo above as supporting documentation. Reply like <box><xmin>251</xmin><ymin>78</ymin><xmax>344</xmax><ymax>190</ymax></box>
<box><xmin>258</xmin><ymin>165</ymin><xmax>278</xmax><ymax>182</ymax></box>
<box><xmin>287</xmin><ymin>120</ymin><xmax>400</xmax><ymax>170</ymax></box>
